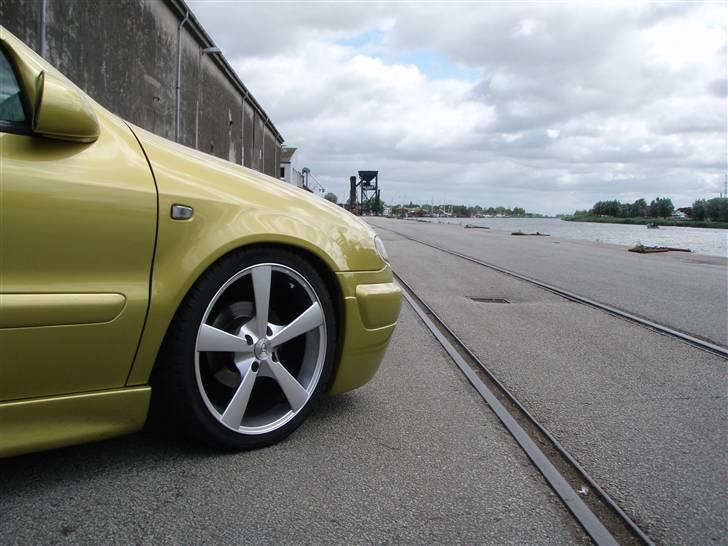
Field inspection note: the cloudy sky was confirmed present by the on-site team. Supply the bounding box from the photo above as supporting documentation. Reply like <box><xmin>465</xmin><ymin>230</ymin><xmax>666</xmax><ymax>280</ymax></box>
<box><xmin>189</xmin><ymin>1</ymin><xmax>726</xmax><ymax>215</ymax></box>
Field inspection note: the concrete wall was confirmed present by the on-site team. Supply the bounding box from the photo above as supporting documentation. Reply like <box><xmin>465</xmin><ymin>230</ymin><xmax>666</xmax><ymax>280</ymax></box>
<box><xmin>0</xmin><ymin>0</ymin><xmax>283</xmax><ymax>177</ymax></box>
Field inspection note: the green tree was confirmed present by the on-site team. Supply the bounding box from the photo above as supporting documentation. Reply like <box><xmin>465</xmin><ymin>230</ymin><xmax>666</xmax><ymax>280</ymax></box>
<box><xmin>705</xmin><ymin>197</ymin><xmax>728</xmax><ymax>222</ymax></box>
<box><xmin>631</xmin><ymin>198</ymin><xmax>647</xmax><ymax>217</ymax></box>
<box><xmin>692</xmin><ymin>199</ymin><xmax>707</xmax><ymax>221</ymax></box>
<box><xmin>324</xmin><ymin>192</ymin><xmax>338</xmax><ymax>204</ymax></box>
<box><xmin>606</xmin><ymin>200</ymin><xmax>621</xmax><ymax>217</ymax></box>
<box><xmin>591</xmin><ymin>200</ymin><xmax>620</xmax><ymax>217</ymax></box>
<box><xmin>647</xmin><ymin>197</ymin><xmax>674</xmax><ymax>218</ymax></box>
<box><xmin>451</xmin><ymin>205</ymin><xmax>469</xmax><ymax>217</ymax></box>
<box><xmin>591</xmin><ymin>198</ymin><xmax>648</xmax><ymax>218</ymax></box>
<box><xmin>363</xmin><ymin>196</ymin><xmax>384</xmax><ymax>214</ymax></box>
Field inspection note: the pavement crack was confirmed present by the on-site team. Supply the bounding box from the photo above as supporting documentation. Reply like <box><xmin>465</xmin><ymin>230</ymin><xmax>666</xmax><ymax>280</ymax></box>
<box><xmin>375</xmin><ymin>439</ymin><xmax>401</xmax><ymax>451</ymax></box>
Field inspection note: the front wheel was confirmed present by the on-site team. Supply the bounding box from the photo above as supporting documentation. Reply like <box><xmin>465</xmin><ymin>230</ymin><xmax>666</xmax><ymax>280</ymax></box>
<box><xmin>155</xmin><ymin>247</ymin><xmax>337</xmax><ymax>450</ymax></box>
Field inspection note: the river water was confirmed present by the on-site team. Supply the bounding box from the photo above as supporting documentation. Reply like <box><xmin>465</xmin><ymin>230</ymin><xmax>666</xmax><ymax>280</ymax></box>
<box><xmin>422</xmin><ymin>217</ymin><xmax>727</xmax><ymax>257</ymax></box>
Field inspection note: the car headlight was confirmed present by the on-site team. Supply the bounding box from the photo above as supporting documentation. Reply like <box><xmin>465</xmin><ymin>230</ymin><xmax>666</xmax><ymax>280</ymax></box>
<box><xmin>374</xmin><ymin>235</ymin><xmax>390</xmax><ymax>263</ymax></box>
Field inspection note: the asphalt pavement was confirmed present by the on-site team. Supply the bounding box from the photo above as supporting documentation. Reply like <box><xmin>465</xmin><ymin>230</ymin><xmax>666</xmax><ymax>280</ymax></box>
<box><xmin>4</xmin><ymin>218</ymin><xmax>724</xmax><ymax>545</ymax></box>
<box><xmin>0</xmin><ymin>306</ymin><xmax>588</xmax><ymax>545</ymax></box>
<box><xmin>370</xmin><ymin>219</ymin><xmax>728</xmax><ymax>545</ymax></box>
<box><xmin>369</xmin><ymin>218</ymin><xmax>728</xmax><ymax>347</ymax></box>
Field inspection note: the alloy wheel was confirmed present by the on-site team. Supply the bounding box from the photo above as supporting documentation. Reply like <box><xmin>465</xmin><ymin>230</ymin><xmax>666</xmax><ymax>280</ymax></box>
<box><xmin>194</xmin><ymin>263</ymin><xmax>327</xmax><ymax>435</ymax></box>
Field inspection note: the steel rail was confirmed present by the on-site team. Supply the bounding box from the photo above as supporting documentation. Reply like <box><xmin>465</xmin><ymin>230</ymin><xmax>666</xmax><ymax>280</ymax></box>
<box><xmin>384</xmin><ymin>227</ymin><xmax>728</xmax><ymax>360</ymax></box>
<box><xmin>396</xmin><ymin>272</ymin><xmax>654</xmax><ymax>546</ymax></box>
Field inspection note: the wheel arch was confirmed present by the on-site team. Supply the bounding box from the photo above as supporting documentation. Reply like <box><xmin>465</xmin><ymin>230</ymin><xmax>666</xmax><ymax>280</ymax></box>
<box><xmin>134</xmin><ymin>238</ymin><xmax>345</xmax><ymax>390</ymax></box>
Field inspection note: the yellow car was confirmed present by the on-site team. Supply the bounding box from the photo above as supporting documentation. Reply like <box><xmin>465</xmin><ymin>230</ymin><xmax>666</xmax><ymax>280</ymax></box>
<box><xmin>0</xmin><ymin>27</ymin><xmax>401</xmax><ymax>457</ymax></box>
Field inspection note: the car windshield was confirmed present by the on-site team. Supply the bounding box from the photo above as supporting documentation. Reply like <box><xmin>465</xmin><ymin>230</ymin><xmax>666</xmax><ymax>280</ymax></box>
<box><xmin>0</xmin><ymin>49</ymin><xmax>25</xmax><ymax>122</ymax></box>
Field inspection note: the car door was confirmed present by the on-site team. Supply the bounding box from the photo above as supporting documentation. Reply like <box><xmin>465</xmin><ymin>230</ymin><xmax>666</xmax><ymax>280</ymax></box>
<box><xmin>0</xmin><ymin>45</ymin><xmax>157</xmax><ymax>401</ymax></box>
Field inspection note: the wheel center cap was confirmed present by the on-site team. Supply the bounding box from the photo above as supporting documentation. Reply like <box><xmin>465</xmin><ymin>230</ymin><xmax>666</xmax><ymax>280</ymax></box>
<box><xmin>254</xmin><ymin>338</ymin><xmax>272</xmax><ymax>360</ymax></box>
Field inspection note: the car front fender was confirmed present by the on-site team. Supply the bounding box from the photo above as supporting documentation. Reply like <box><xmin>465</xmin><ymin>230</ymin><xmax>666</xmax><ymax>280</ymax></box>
<box><xmin>125</xmin><ymin>125</ymin><xmax>386</xmax><ymax>386</ymax></box>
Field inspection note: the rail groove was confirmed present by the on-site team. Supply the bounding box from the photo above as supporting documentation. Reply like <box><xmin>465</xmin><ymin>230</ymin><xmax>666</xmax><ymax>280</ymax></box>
<box><xmin>384</xmin><ymin>227</ymin><xmax>728</xmax><ymax>360</ymax></box>
<box><xmin>396</xmin><ymin>272</ymin><xmax>654</xmax><ymax>546</ymax></box>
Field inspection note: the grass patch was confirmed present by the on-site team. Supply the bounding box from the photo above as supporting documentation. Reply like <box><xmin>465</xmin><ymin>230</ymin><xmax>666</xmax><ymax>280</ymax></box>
<box><xmin>562</xmin><ymin>216</ymin><xmax>728</xmax><ymax>229</ymax></box>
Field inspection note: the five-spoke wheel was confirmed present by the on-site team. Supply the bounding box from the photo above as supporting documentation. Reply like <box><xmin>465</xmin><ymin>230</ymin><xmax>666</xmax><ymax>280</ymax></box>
<box><xmin>156</xmin><ymin>248</ymin><xmax>335</xmax><ymax>450</ymax></box>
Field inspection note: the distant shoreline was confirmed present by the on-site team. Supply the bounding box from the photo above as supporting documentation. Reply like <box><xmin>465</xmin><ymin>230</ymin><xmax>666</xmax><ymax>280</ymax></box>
<box><xmin>562</xmin><ymin>216</ymin><xmax>728</xmax><ymax>230</ymax></box>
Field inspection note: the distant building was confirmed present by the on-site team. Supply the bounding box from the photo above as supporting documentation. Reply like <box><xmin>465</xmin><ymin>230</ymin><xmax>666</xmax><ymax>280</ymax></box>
<box><xmin>279</xmin><ymin>147</ymin><xmax>305</xmax><ymax>188</ymax></box>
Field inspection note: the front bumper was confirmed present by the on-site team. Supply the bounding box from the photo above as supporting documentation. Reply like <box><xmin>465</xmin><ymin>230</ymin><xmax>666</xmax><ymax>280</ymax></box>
<box><xmin>328</xmin><ymin>267</ymin><xmax>402</xmax><ymax>395</ymax></box>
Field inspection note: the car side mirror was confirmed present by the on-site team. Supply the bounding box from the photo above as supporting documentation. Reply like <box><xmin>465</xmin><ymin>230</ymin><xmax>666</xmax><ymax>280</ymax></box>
<box><xmin>32</xmin><ymin>71</ymin><xmax>100</xmax><ymax>143</ymax></box>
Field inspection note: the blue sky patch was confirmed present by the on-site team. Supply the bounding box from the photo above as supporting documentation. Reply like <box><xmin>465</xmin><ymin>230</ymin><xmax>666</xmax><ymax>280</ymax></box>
<box><xmin>393</xmin><ymin>49</ymin><xmax>481</xmax><ymax>82</ymax></box>
<box><xmin>338</xmin><ymin>31</ymin><xmax>480</xmax><ymax>82</ymax></box>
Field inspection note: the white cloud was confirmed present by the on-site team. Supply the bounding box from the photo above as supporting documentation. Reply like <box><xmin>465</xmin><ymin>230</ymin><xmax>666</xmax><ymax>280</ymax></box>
<box><xmin>191</xmin><ymin>1</ymin><xmax>727</xmax><ymax>214</ymax></box>
<box><xmin>513</xmin><ymin>18</ymin><xmax>538</xmax><ymax>38</ymax></box>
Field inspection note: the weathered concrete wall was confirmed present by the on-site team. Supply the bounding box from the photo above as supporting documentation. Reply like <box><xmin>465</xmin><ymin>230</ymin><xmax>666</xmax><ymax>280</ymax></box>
<box><xmin>253</xmin><ymin>112</ymin><xmax>264</xmax><ymax>172</ymax></box>
<box><xmin>242</xmin><ymin>101</ymin><xmax>254</xmax><ymax>168</ymax></box>
<box><xmin>0</xmin><ymin>0</ymin><xmax>283</xmax><ymax>177</ymax></box>
<box><xmin>264</xmin><ymin>130</ymin><xmax>277</xmax><ymax>177</ymax></box>
<box><xmin>0</xmin><ymin>0</ymin><xmax>39</xmax><ymax>50</ymax></box>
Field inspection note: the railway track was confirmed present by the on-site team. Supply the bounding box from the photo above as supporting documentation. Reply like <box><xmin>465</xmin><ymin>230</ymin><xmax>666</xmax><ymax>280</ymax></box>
<box><xmin>382</xmin><ymin>226</ymin><xmax>728</xmax><ymax>360</ymax></box>
<box><xmin>396</xmin><ymin>272</ymin><xmax>653</xmax><ymax>546</ymax></box>
<box><xmin>378</xmin><ymin>225</ymin><xmax>726</xmax><ymax>544</ymax></box>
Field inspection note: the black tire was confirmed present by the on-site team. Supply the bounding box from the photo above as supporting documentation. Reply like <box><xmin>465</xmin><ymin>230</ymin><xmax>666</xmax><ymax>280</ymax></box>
<box><xmin>153</xmin><ymin>246</ymin><xmax>336</xmax><ymax>451</ymax></box>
